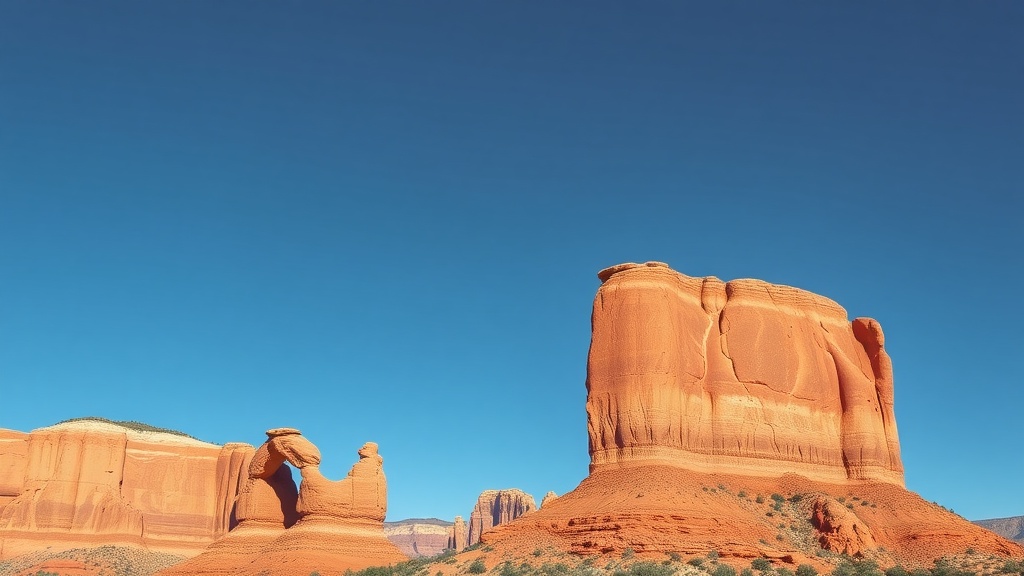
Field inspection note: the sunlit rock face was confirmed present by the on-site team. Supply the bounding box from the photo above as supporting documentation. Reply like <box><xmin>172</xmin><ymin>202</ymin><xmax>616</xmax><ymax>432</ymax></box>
<box><xmin>586</xmin><ymin>262</ymin><xmax>903</xmax><ymax>485</ymax></box>
<box><xmin>0</xmin><ymin>420</ymin><xmax>251</xmax><ymax>560</ymax></box>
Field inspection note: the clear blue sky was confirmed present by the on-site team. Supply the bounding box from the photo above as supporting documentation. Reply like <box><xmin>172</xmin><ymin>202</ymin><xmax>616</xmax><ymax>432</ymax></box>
<box><xmin>1</xmin><ymin>2</ymin><xmax>1021</xmax><ymax>523</ymax></box>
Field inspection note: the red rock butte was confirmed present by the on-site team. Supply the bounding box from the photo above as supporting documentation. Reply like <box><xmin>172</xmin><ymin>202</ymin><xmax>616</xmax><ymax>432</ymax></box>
<box><xmin>476</xmin><ymin>262</ymin><xmax>1023</xmax><ymax>568</ymax></box>
<box><xmin>588</xmin><ymin>261</ymin><xmax>902</xmax><ymax>484</ymax></box>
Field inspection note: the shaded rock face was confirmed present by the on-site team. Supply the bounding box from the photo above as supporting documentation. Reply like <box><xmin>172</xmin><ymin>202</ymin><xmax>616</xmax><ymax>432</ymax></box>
<box><xmin>384</xmin><ymin>519</ymin><xmax>452</xmax><ymax>557</ymax></box>
<box><xmin>159</xmin><ymin>430</ymin><xmax>406</xmax><ymax>576</ymax></box>
<box><xmin>587</xmin><ymin>262</ymin><xmax>903</xmax><ymax>485</ymax></box>
<box><xmin>0</xmin><ymin>421</ymin><xmax>251</xmax><ymax>560</ymax></box>
<box><xmin>446</xmin><ymin>515</ymin><xmax>467</xmax><ymax>552</ymax></box>
<box><xmin>468</xmin><ymin>489</ymin><xmax>536</xmax><ymax>546</ymax></box>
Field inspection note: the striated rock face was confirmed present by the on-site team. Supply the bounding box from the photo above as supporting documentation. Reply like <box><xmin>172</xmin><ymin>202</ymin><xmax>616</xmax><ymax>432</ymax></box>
<box><xmin>384</xmin><ymin>519</ymin><xmax>452</xmax><ymax>557</ymax></box>
<box><xmin>468</xmin><ymin>489</ymin><xmax>536</xmax><ymax>546</ymax></box>
<box><xmin>0</xmin><ymin>421</ymin><xmax>252</xmax><ymax>560</ymax></box>
<box><xmin>587</xmin><ymin>262</ymin><xmax>903</xmax><ymax>485</ymax></box>
<box><xmin>159</xmin><ymin>430</ymin><xmax>406</xmax><ymax>576</ymax></box>
<box><xmin>446</xmin><ymin>515</ymin><xmax>467</xmax><ymax>552</ymax></box>
<box><xmin>540</xmin><ymin>492</ymin><xmax>558</xmax><ymax>508</ymax></box>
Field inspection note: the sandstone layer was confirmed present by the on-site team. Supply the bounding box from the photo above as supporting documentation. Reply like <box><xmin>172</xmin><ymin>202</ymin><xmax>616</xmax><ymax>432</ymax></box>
<box><xmin>159</xmin><ymin>430</ymin><xmax>406</xmax><ymax>576</ymax></box>
<box><xmin>468</xmin><ymin>489</ymin><xmax>536</xmax><ymax>546</ymax></box>
<box><xmin>540</xmin><ymin>492</ymin><xmax>558</xmax><ymax>508</ymax></box>
<box><xmin>0</xmin><ymin>420</ymin><xmax>251</xmax><ymax>560</ymax></box>
<box><xmin>384</xmin><ymin>519</ymin><xmax>452</xmax><ymax>557</ymax></box>
<box><xmin>587</xmin><ymin>262</ymin><xmax>902</xmax><ymax>484</ymax></box>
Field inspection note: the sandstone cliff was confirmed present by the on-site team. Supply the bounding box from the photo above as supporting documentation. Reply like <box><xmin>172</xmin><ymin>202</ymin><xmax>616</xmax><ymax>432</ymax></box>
<box><xmin>468</xmin><ymin>489</ymin><xmax>536</xmax><ymax>546</ymax></box>
<box><xmin>540</xmin><ymin>492</ymin><xmax>558</xmax><ymax>508</ymax></box>
<box><xmin>159</xmin><ymin>429</ymin><xmax>406</xmax><ymax>576</ymax></box>
<box><xmin>384</xmin><ymin>518</ymin><xmax>452</xmax><ymax>557</ymax></box>
<box><xmin>587</xmin><ymin>262</ymin><xmax>902</xmax><ymax>484</ymax></box>
<box><xmin>0</xmin><ymin>420</ymin><xmax>251</xmax><ymax>560</ymax></box>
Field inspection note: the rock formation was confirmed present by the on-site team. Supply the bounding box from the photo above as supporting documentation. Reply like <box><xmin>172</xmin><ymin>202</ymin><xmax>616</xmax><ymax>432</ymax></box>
<box><xmin>470</xmin><ymin>263</ymin><xmax>1024</xmax><ymax>570</ymax></box>
<box><xmin>587</xmin><ymin>262</ymin><xmax>902</xmax><ymax>484</ymax></box>
<box><xmin>446</xmin><ymin>515</ymin><xmax>467</xmax><ymax>552</ymax></box>
<box><xmin>467</xmin><ymin>489</ymin><xmax>536</xmax><ymax>546</ymax></box>
<box><xmin>540</xmin><ymin>492</ymin><xmax>558</xmax><ymax>508</ymax></box>
<box><xmin>384</xmin><ymin>519</ymin><xmax>452</xmax><ymax>557</ymax></box>
<box><xmin>0</xmin><ymin>420</ymin><xmax>251</xmax><ymax>560</ymax></box>
<box><xmin>159</xmin><ymin>430</ymin><xmax>406</xmax><ymax>576</ymax></box>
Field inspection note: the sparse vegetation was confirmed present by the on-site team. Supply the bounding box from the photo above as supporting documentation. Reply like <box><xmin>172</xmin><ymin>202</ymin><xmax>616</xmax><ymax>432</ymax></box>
<box><xmin>622</xmin><ymin>548</ymin><xmax>635</xmax><ymax>560</ymax></box>
<box><xmin>713</xmin><ymin>565</ymin><xmax>738</xmax><ymax>576</ymax></box>
<box><xmin>468</xmin><ymin>559</ymin><xmax>487</xmax><ymax>574</ymax></box>
<box><xmin>56</xmin><ymin>416</ymin><xmax>199</xmax><ymax>439</ymax></box>
<box><xmin>751</xmin><ymin>558</ymin><xmax>771</xmax><ymax>571</ymax></box>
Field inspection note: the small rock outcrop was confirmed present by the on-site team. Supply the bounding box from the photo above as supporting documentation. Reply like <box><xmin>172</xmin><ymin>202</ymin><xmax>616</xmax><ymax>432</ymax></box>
<box><xmin>0</xmin><ymin>420</ymin><xmax>251</xmax><ymax>560</ymax></box>
<box><xmin>446</xmin><ymin>515</ymin><xmax>467</xmax><ymax>552</ymax></box>
<box><xmin>384</xmin><ymin>519</ymin><xmax>452</xmax><ymax>557</ymax></box>
<box><xmin>159</xmin><ymin>430</ymin><xmax>406</xmax><ymax>576</ymax></box>
<box><xmin>540</xmin><ymin>491</ymin><xmax>558</xmax><ymax>508</ymax></box>
<box><xmin>468</xmin><ymin>489</ymin><xmax>536</xmax><ymax>546</ymax></box>
<box><xmin>811</xmin><ymin>497</ymin><xmax>878</xmax><ymax>556</ymax></box>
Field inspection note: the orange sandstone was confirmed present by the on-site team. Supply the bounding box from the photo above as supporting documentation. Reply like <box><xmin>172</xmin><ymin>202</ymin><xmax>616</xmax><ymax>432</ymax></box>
<box><xmin>446</xmin><ymin>515</ymin><xmax>468</xmax><ymax>552</ymax></box>
<box><xmin>467</xmin><ymin>489</ymin><xmax>536</xmax><ymax>546</ymax></box>
<box><xmin>0</xmin><ymin>420</ymin><xmax>251</xmax><ymax>560</ymax></box>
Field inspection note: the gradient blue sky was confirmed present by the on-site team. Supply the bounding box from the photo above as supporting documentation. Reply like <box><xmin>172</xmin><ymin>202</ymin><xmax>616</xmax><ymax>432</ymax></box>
<box><xmin>2</xmin><ymin>2</ymin><xmax>1021</xmax><ymax>523</ymax></box>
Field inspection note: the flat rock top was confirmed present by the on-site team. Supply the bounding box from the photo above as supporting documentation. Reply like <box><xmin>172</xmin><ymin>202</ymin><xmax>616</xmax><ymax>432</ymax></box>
<box><xmin>265</xmin><ymin>427</ymin><xmax>301</xmax><ymax>437</ymax></box>
<box><xmin>34</xmin><ymin>420</ymin><xmax>219</xmax><ymax>448</ymax></box>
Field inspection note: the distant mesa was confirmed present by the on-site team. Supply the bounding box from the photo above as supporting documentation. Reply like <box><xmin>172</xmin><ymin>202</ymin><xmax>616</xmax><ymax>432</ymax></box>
<box><xmin>446</xmin><ymin>515</ymin><xmax>467</xmax><ymax>552</ymax></box>
<box><xmin>975</xmin><ymin>516</ymin><xmax>1024</xmax><ymax>545</ymax></box>
<box><xmin>383</xmin><ymin>518</ymin><xmax>452</xmax><ymax>558</ymax></box>
<box><xmin>475</xmin><ymin>262</ymin><xmax>1024</xmax><ymax>569</ymax></box>
<box><xmin>158</xmin><ymin>430</ymin><xmax>405</xmax><ymax>576</ymax></box>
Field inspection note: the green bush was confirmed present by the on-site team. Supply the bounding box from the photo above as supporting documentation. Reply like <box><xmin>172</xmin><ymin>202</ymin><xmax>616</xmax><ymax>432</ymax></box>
<box><xmin>668</xmin><ymin>552</ymin><xmax>682</xmax><ymax>562</ymax></box>
<box><xmin>751</xmin><ymin>558</ymin><xmax>771</xmax><ymax>571</ymax></box>
<box><xmin>468</xmin><ymin>560</ymin><xmax>487</xmax><ymax>574</ymax></box>
<box><xmin>688</xmin><ymin>558</ymin><xmax>704</xmax><ymax>567</ymax></box>
<box><xmin>741</xmin><ymin>570</ymin><xmax>755</xmax><ymax>576</ymax></box>
<box><xmin>756</xmin><ymin>495</ymin><xmax>765</xmax><ymax>504</ymax></box>
<box><xmin>777</xmin><ymin>569</ymin><xmax>794</xmax><ymax>576</ymax></box>
<box><xmin>831</xmin><ymin>559</ymin><xmax>882</xmax><ymax>576</ymax></box>
<box><xmin>709</xmin><ymin>551</ymin><xmax>720</xmax><ymax>561</ymax></box>
<box><xmin>796</xmin><ymin>565</ymin><xmax>818</xmax><ymax>576</ymax></box>
<box><xmin>622</xmin><ymin>548</ymin><xmax>635</xmax><ymax>559</ymax></box>
<box><xmin>627</xmin><ymin>562</ymin><xmax>674</xmax><ymax>576</ymax></box>
<box><xmin>771</xmin><ymin>494</ymin><xmax>785</xmax><ymax>503</ymax></box>
<box><xmin>713</xmin><ymin>565</ymin><xmax>738</xmax><ymax>576</ymax></box>
<box><xmin>884</xmin><ymin>567</ymin><xmax>909</xmax><ymax>576</ymax></box>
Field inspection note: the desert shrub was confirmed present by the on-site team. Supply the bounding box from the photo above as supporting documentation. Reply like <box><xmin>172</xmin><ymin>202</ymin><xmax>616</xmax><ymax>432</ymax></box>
<box><xmin>713</xmin><ymin>565</ymin><xmax>737</xmax><ymax>576</ymax></box>
<box><xmin>796</xmin><ymin>566</ymin><xmax>818</xmax><ymax>576</ymax></box>
<box><xmin>627</xmin><ymin>562</ymin><xmax>674</xmax><ymax>576</ymax></box>
<box><xmin>709</xmin><ymin>551</ymin><xmax>720</xmax><ymax>561</ymax></box>
<box><xmin>777</xmin><ymin>569</ymin><xmax>794</xmax><ymax>576</ymax></box>
<box><xmin>57</xmin><ymin>416</ymin><xmax>198</xmax><ymax>439</ymax></box>
<box><xmin>789</xmin><ymin>494</ymin><xmax>804</xmax><ymax>503</ymax></box>
<box><xmin>468</xmin><ymin>560</ymin><xmax>487</xmax><ymax>574</ymax></box>
<box><xmin>756</xmin><ymin>495</ymin><xmax>765</xmax><ymax>504</ymax></box>
<box><xmin>498</xmin><ymin>562</ymin><xmax>532</xmax><ymax>576</ymax></box>
<box><xmin>1000</xmin><ymin>560</ymin><xmax>1024</xmax><ymax>574</ymax></box>
<box><xmin>751</xmin><ymin>559</ymin><xmax>771</xmax><ymax>571</ymax></box>
<box><xmin>688</xmin><ymin>558</ymin><xmax>704</xmax><ymax>567</ymax></box>
<box><xmin>668</xmin><ymin>552</ymin><xmax>682</xmax><ymax>562</ymax></box>
<box><xmin>831</xmin><ymin>559</ymin><xmax>882</xmax><ymax>576</ymax></box>
<box><xmin>741</xmin><ymin>570</ymin><xmax>755</xmax><ymax>576</ymax></box>
<box><xmin>738</xmin><ymin>491</ymin><xmax>748</xmax><ymax>498</ymax></box>
<box><xmin>622</xmin><ymin>548</ymin><xmax>635</xmax><ymax>559</ymax></box>
<box><xmin>771</xmin><ymin>494</ymin><xmax>785</xmax><ymax>503</ymax></box>
<box><xmin>883</xmin><ymin>567</ymin><xmax>908</xmax><ymax>576</ymax></box>
<box><xmin>540</xmin><ymin>563</ymin><xmax>569</xmax><ymax>576</ymax></box>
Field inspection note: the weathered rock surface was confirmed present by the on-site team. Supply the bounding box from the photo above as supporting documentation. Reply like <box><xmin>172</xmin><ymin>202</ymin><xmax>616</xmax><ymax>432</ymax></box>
<box><xmin>471</xmin><ymin>263</ymin><xmax>1024</xmax><ymax>570</ymax></box>
<box><xmin>159</xmin><ymin>431</ymin><xmax>406</xmax><ymax>576</ymax></box>
<box><xmin>587</xmin><ymin>262</ymin><xmax>902</xmax><ymax>484</ymax></box>
<box><xmin>384</xmin><ymin>519</ymin><xmax>452</xmax><ymax>557</ymax></box>
<box><xmin>468</xmin><ymin>489</ymin><xmax>536</xmax><ymax>546</ymax></box>
<box><xmin>540</xmin><ymin>492</ymin><xmax>558</xmax><ymax>508</ymax></box>
<box><xmin>0</xmin><ymin>420</ymin><xmax>252</xmax><ymax>560</ymax></box>
<box><xmin>446</xmin><ymin>515</ymin><xmax>467</xmax><ymax>552</ymax></box>
<box><xmin>975</xmin><ymin>516</ymin><xmax>1024</xmax><ymax>544</ymax></box>
<box><xmin>812</xmin><ymin>496</ymin><xmax>877</xmax><ymax>556</ymax></box>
